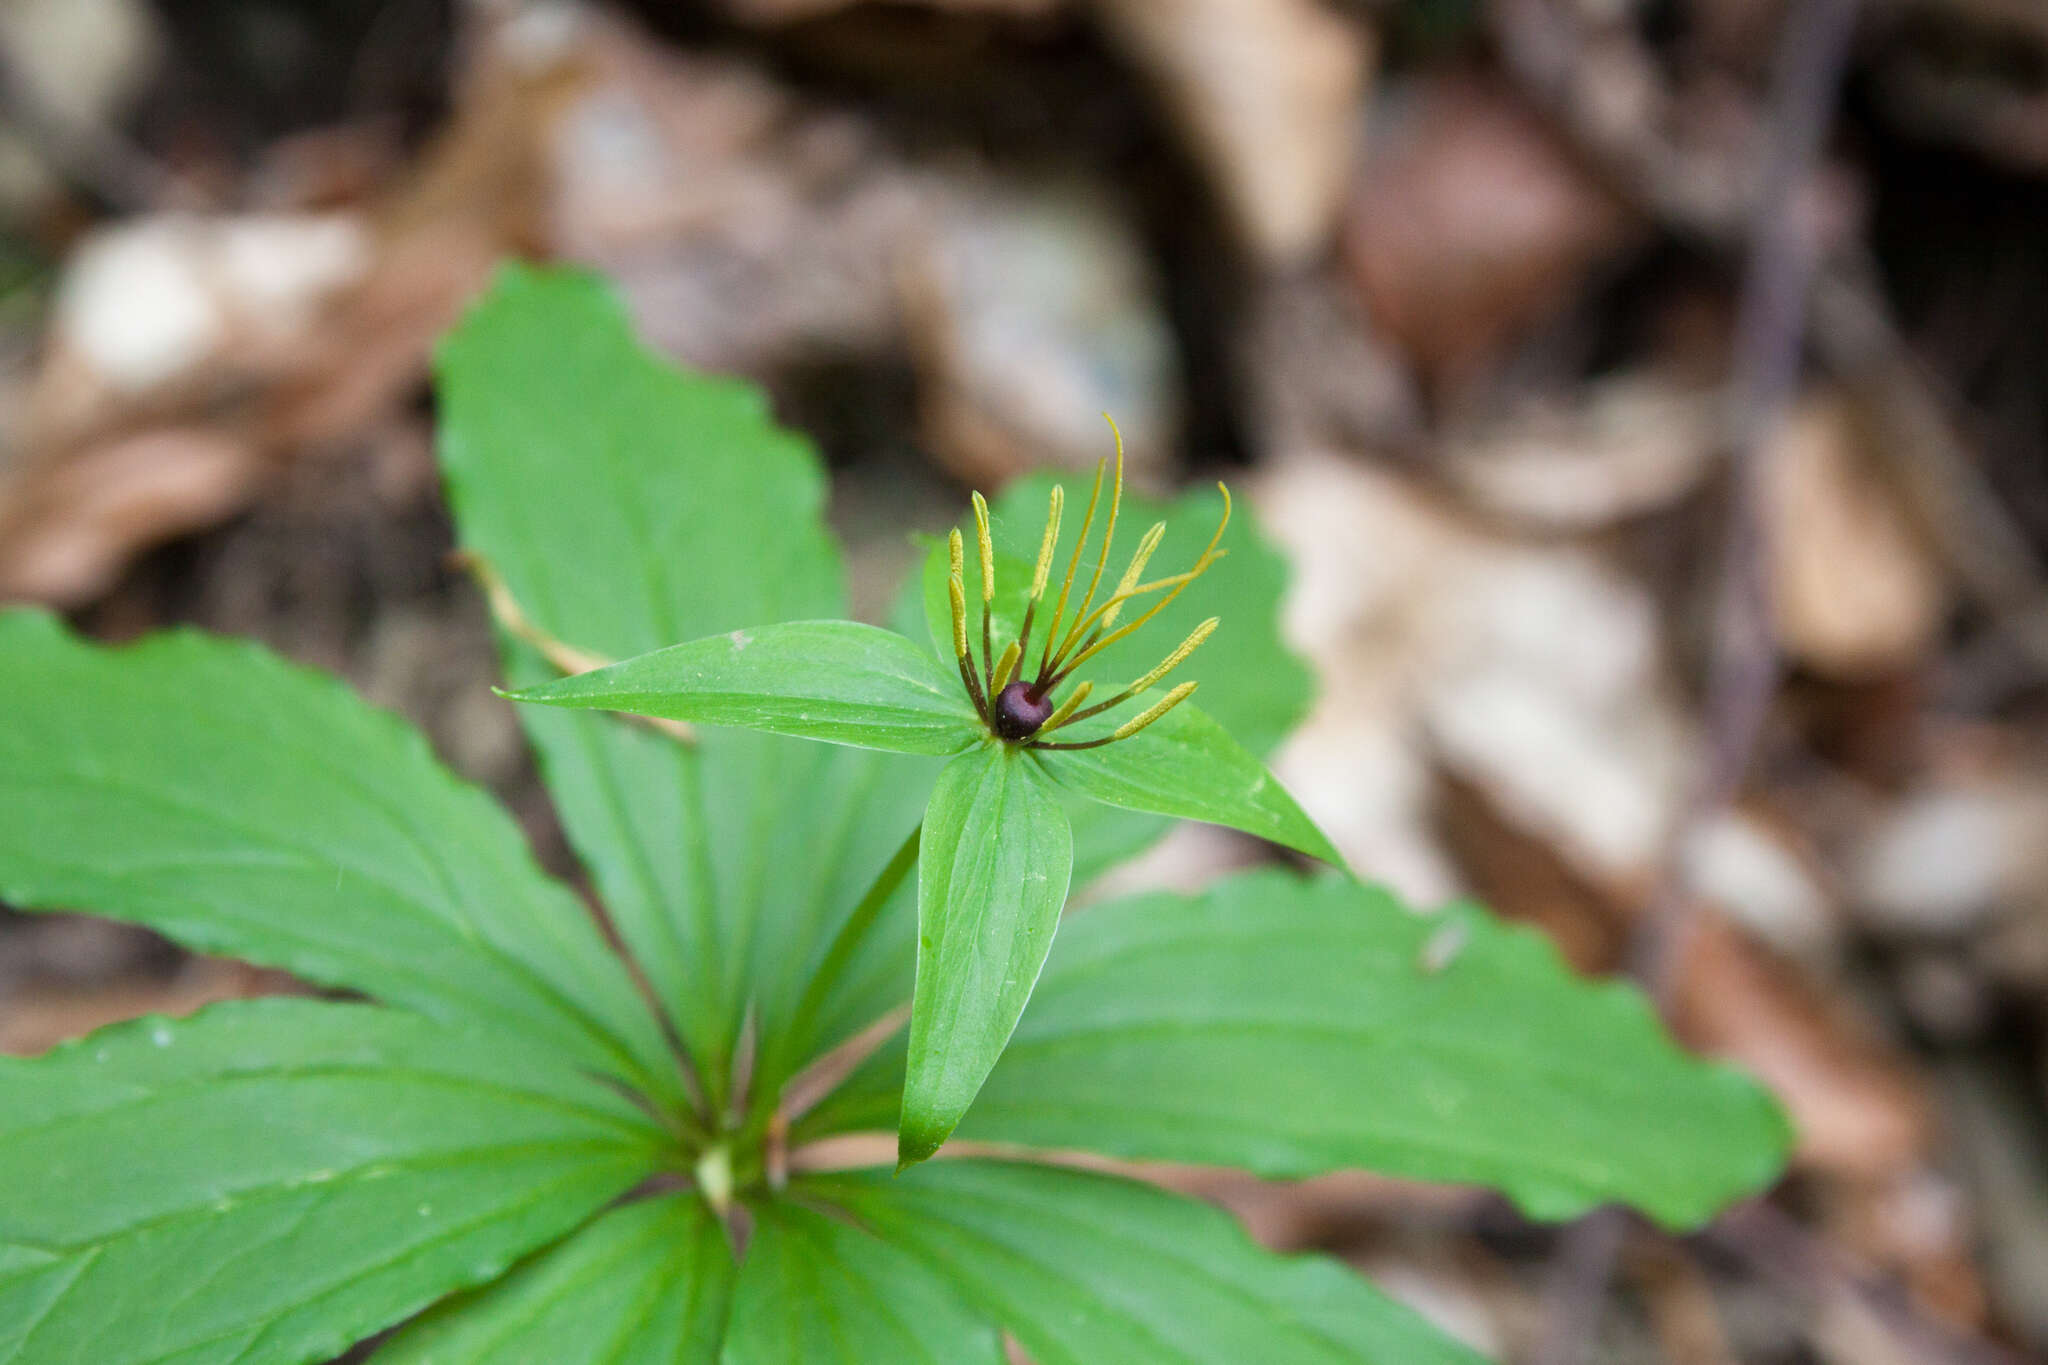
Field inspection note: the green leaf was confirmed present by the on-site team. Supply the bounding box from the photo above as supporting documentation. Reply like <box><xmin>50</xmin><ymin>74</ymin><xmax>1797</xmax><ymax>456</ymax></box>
<box><xmin>0</xmin><ymin>608</ymin><xmax>682</xmax><ymax>1108</ymax></box>
<box><xmin>1042</xmin><ymin>701</ymin><xmax>1341</xmax><ymax>866</ymax></box>
<box><xmin>509</xmin><ymin>622</ymin><xmax>979</xmax><ymax>756</ymax></box>
<box><xmin>805</xmin><ymin>871</ymin><xmax>1790</xmax><ymax>1230</ymax></box>
<box><xmin>376</xmin><ymin>1195</ymin><xmax>732</xmax><ymax>1365</ymax></box>
<box><xmin>902</xmin><ymin>746</ymin><xmax>1073</xmax><ymax>1167</ymax></box>
<box><xmin>0</xmin><ymin>1000</ymin><xmax>665</xmax><ymax>1365</ymax></box>
<box><xmin>807</xmin><ymin>1161</ymin><xmax>1486</xmax><ymax>1364</ymax></box>
<box><xmin>723</xmin><ymin>1200</ymin><xmax>1002</xmax><ymax>1364</ymax></box>
<box><xmin>438</xmin><ymin>264</ymin><xmax>872</xmax><ymax>1095</ymax></box>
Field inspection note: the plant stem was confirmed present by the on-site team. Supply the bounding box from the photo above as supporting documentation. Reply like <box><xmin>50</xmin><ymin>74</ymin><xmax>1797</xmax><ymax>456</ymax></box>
<box><xmin>752</xmin><ymin>822</ymin><xmax>921</xmax><ymax>1115</ymax></box>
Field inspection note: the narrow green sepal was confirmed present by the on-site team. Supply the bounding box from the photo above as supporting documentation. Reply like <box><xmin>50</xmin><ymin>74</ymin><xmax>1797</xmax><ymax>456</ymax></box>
<box><xmin>510</xmin><ymin>620</ymin><xmax>984</xmax><ymax>756</ymax></box>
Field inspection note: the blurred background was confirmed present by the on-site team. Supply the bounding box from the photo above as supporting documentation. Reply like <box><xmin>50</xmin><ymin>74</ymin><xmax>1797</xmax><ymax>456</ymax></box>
<box><xmin>1</xmin><ymin>0</ymin><xmax>2046</xmax><ymax>1360</ymax></box>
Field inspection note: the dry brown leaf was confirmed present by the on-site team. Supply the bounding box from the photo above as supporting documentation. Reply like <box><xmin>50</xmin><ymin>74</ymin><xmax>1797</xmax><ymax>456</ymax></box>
<box><xmin>1627</xmin><ymin>1240</ymin><xmax>1740</xmax><ymax>1365</ymax></box>
<box><xmin>1094</xmin><ymin>0</ymin><xmax>1370</xmax><ymax>265</ymax></box>
<box><xmin>1259</xmin><ymin>448</ymin><xmax>1696</xmax><ymax>904</ymax></box>
<box><xmin>0</xmin><ymin>428</ymin><xmax>264</xmax><ymax>605</ymax></box>
<box><xmin>0</xmin><ymin>0</ymin><xmax>163</xmax><ymax>215</ymax></box>
<box><xmin>30</xmin><ymin>213</ymin><xmax>374</xmax><ymax>447</ymax></box>
<box><xmin>1671</xmin><ymin>918</ymin><xmax>1931</xmax><ymax>1181</ymax></box>
<box><xmin>1762</xmin><ymin>392</ymin><xmax>1948</xmax><ymax>680</ymax></box>
<box><xmin>1678</xmin><ymin>807</ymin><xmax>1839</xmax><ymax>966</ymax></box>
<box><xmin>1810</xmin><ymin>1165</ymin><xmax>1989</xmax><ymax>1338</ymax></box>
<box><xmin>1342</xmin><ymin>76</ymin><xmax>1640</xmax><ymax>395</ymax></box>
<box><xmin>1256</xmin><ymin>452</ymin><xmax>1470</xmax><ymax>907</ymax></box>
<box><xmin>0</xmin><ymin>958</ymin><xmax>302</xmax><ymax>1058</ymax></box>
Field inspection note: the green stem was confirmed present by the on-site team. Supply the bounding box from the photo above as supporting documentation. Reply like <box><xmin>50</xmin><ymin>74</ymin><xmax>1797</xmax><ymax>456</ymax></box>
<box><xmin>752</xmin><ymin>822</ymin><xmax>921</xmax><ymax>1115</ymax></box>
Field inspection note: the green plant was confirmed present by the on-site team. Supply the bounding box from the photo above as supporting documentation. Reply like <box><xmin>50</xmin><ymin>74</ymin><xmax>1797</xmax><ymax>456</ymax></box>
<box><xmin>0</xmin><ymin>265</ymin><xmax>1789</xmax><ymax>1364</ymax></box>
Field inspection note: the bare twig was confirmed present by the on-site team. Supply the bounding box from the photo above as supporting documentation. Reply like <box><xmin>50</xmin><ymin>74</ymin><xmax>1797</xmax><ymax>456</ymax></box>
<box><xmin>1529</xmin><ymin>0</ymin><xmax>1864</xmax><ymax>1359</ymax></box>
<box><xmin>1496</xmin><ymin>0</ymin><xmax>2048</xmax><ymax>688</ymax></box>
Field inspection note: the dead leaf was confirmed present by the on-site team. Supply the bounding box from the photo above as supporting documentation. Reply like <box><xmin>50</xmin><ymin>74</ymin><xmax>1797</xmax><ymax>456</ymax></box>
<box><xmin>0</xmin><ymin>427</ymin><xmax>263</xmax><ymax>605</ymax></box>
<box><xmin>1342</xmin><ymin>75</ymin><xmax>1640</xmax><ymax>395</ymax></box>
<box><xmin>1094</xmin><ymin>0</ymin><xmax>1370</xmax><ymax>265</ymax></box>
<box><xmin>1762</xmin><ymin>392</ymin><xmax>1948</xmax><ymax>680</ymax></box>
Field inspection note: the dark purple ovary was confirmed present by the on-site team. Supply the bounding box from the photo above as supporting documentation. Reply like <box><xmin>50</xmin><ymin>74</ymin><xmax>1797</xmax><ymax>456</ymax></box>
<box><xmin>991</xmin><ymin>680</ymin><xmax>1056</xmax><ymax>740</ymax></box>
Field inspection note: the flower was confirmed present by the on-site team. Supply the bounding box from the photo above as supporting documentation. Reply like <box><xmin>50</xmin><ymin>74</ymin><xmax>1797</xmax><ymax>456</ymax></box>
<box><xmin>944</xmin><ymin>424</ymin><xmax>1230</xmax><ymax>754</ymax></box>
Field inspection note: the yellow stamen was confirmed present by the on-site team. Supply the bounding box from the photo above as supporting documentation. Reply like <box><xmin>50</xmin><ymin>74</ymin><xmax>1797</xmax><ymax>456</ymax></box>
<box><xmin>948</xmin><ymin>581</ymin><xmax>969</xmax><ymax>660</ymax></box>
<box><xmin>1127</xmin><ymin>617</ymin><xmax>1217</xmax><ymax>697</ymax></box>
<box><xmin>947</xmin><ymin>530</ymin><xmax>969</xmax><ymax>661</ymax></box>
<box><xmin>1095</xmin><ymin>521</ymin><xmax>1166</xmax><ymax>633</ymax></box>
<box><xmin>1039</xmin><ymin>458</ymin><xmax>1106</xmax><ymax>673</ymax></box>
<box><xmin>1029</xmin><ymin>486</ymin><xmax>1064</xmax><ymax>603</ymax></box>
<box><xmin>971</xmin><ymin>492</ymin><xmax>995</xmax><ymax>605</ymax></box>
<box><xmin>1110</xmin><ymin>681</ymin><xmax>1197</xmax><ymax>741</ymax></box>
<box><xmin>1053</xmin><ymin>418</ymin><xmax>1125</xmax><ymax>668</ymax></box>
<box><xmin>991</xmin><ymin>640</ymin><xmax>1021</xmax><ymax>692</ymax></box>
<box><xmin>1040</xmin><ymin>679</ymin><xmax>1094</xmax><ymax>732</ymax></box>
<box><xmin>1056</xmin><ymin>485</ymin><xmax>1233</xmax><ymax>679</ymax></box>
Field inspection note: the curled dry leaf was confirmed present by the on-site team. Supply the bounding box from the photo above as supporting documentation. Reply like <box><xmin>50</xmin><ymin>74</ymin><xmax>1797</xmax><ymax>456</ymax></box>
<box><xmin>1342</xmin><ymin>75</ymin><xmax>1641</xmax><ymax>395</ymax></box>
<box><xmin>0</xmin><ymin>427</ymin><xmax>263</xmax><ymax>605</ymax></box>
<box><xmin>1094</xmin><ymin>0</ymin><xmax>1371</xmax><ymax>265</ymax></box>
<box><xmin>1761</xmin><ymin>392</ymin><xmax>1949</xmax><ymax>681</ymax></box>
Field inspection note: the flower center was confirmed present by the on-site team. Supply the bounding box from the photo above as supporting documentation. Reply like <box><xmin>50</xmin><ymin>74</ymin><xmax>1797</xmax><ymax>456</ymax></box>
<box><xmin>992</xmin><ymin>681</ymin><xmax>1055</xmax><ymax>740</ymax></box>
<box><xmin>944</xmin><ymin>417</ymin><xmax>1230</xmax><ymax>752</ymax></box>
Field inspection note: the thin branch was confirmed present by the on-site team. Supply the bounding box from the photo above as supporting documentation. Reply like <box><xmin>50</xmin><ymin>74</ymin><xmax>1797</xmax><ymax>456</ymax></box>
<box><xmin>1529</xmin><ymin>0</ymin><xmax>1864</xmax><ymax>1360</ymax></box>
